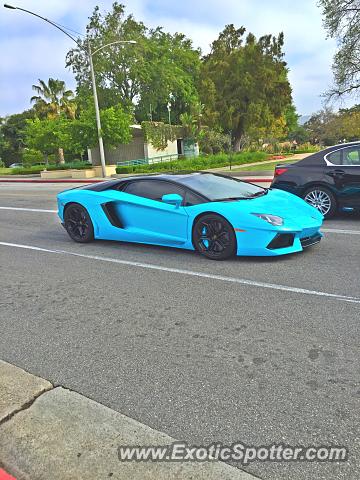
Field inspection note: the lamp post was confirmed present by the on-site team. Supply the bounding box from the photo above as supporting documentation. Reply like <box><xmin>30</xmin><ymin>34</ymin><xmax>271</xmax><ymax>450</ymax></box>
<box><xmin>4</xmin><ymin>3</ymin><xmax>136</xmax><ymax>178</ymax></box>
<box><xmin>167</xmin><ymin>102</ymin><xmax>171</xmax><ymax>126</ymax></box>
<box><xmin>87</xmin><ymin>39</ymin><xmax>136</xmax><ymax>177</ymax></box>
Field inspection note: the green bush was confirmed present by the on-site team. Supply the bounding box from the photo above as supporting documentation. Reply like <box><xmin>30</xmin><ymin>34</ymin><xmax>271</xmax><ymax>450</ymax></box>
<box><xmin>199</xmin><ymin>129</ymin><xmax>232</xmax><ymax>155</ymax></box>
<box><xmin>116</xmin><ymin>151</ymin><xmax>268</xmax><ymax>175</ymax></box>
<box><xmin>116</xmin><ymin>166</ymin><xmax>135</xmax><ymax>174</ymax></box>
<box><xmin>295</xmin><ymin>143</ymin><xmax>320</xmax><ymax>154</ymax></box>
<box><xmin>10</xmin><ymin>166</ymin><xmax>44</xmax><ymax>175</ymax></box>
<box><xmin>9</xmin><ymin>161</ymin><xmax>91</xmax><ymax>175</ymax></box>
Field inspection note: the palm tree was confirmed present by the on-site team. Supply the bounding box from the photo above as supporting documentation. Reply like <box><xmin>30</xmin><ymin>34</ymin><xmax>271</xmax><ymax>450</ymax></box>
<box><xmin>31</xmin><ymin>78</ymin><xmax>76</xmax><ymax>119</ymax></box>
<box><xmin>31</xmin><ymin>78</ymin><xmax>76</xmax><ymax>163</ymax></box>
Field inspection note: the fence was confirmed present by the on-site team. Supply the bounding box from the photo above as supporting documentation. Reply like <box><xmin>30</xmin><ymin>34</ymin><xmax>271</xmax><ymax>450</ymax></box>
<box><xmin>117</xmin><ymin>153</ymin><xmax>187</xmax><ymax>167</ymax></box>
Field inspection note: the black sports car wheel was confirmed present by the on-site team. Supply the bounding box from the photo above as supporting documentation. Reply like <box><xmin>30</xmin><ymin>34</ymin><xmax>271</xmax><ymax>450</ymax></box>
<box><xmin>193</xmin><ymin>214</ymin><xmax>236</xmax><ymax>260</ymax></box>
<box><xmin>303</xmin><ymin>187</ymin><xmax>337</xmax><ymax>218</ymax></box>
<box><xmin>64</xmin><ymin>204</ymin><xmax>94</xmax><ymax>243</ymax></box>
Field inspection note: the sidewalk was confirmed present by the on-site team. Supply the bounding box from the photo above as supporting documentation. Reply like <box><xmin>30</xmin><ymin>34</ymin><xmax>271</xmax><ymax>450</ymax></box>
<box><xmin>0</xmin><ymin>360</ymin><xmax>258</xmax><ymax>480</ymax></box>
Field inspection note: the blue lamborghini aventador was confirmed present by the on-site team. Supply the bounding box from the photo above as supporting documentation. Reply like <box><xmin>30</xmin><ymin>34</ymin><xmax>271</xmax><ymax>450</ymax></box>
<box><xmin>57</xmin><ymin>172</ymin><xmax>324</xmax><ymax>260</ymax></box>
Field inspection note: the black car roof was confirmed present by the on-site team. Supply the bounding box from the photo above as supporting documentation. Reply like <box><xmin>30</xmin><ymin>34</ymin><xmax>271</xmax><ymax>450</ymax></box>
<box><xmin>296</xmin><ymin>141</ymin><xmax>360</xmax><ymax>166</ymax></box>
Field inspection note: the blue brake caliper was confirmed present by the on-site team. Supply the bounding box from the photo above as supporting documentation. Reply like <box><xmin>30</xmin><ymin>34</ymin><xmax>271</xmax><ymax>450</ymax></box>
<box><xmin>202</xmin><ymin>226</ymin><xmax>209</xmax><ymax>249</ymax></box>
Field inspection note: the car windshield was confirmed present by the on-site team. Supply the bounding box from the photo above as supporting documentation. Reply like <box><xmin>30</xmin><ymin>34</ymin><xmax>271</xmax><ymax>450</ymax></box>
<box><xmin>177</xmin><ymin>173</ymin><xmax>266</xmax><ymax>201</ymax></box>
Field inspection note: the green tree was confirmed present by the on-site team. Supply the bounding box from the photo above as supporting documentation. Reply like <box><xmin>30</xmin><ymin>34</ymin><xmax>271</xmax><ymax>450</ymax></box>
<box><xmin>287</xmin><ymin>125</ymin><xmax>311</xmax><ymax>144</ymax></box>
<box><xmin>179</xmin><ymin>102</ymin><xmax>204</xmax><ymax>141</ymax></box>
<box><xmin>66</xmin><ymin>2</ymin><xmax>200</xmax><ymax>123</ymax></box>
<box><xmin>24</xmin><ymin>103</ymin><xmax>133</xmax><ymax>160</ymax></box>
<box><xmin>318</xmin><ymin>0</ymin><xmax>360</xmax><ymax>98</ymax></box>
<box><xmin>304</xmin><ymin>108</ymin><xmax>339</xmax><ymax>144</ymax></box>
<box><xmin>284</xmin><ymin>104</ymin><xmax>300</xmax><ymax>138</ymax></box>
<box><xmin>31</xmin><ymin>78</ymin><xmax>76</xmax><ymax>163</ymax></box>
<box><xmin>0</xmin><ymin>118</ymin><xmax>9</xmax><ymax>164</ymax></box>
<box><xmin>24</xmin><ymin>117</ymin><xmax>72</xmax><ymax>161</ymax></box>
<box><xmin>199</xmin><ymin>25</ymin><xmax>292</xmax><ymax>150</ymax></box>
<box><xmin>135</xmin><ymin>28</ymin><xmax>200</xmax><ymax>123</ymax></box>
<box><xmin>70</xmin><ymin>103</ymin><xmax>133</xmax><ymax>153</ymax></box>
<box><xmin>0</xmin><ymin>110</ymin><xmax>36</xmax><ymax>166</ymax></box>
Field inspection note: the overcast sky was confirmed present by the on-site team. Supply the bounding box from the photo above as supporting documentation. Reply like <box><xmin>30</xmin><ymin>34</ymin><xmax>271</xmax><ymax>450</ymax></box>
<box><xmin>0</xmin><ymin>0</ymin><xmax>346</xmax><ymax>117</ymax></box>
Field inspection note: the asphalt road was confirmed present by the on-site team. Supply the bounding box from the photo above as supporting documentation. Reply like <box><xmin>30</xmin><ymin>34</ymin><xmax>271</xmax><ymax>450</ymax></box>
<box><xmin>0</xmin><ymin>182</ymin><xmax>359</xmax><ymax>480</ymax></box>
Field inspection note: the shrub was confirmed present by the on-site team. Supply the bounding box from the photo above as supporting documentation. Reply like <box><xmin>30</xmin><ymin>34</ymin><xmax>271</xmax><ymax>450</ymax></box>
<box><xmin>46</xmin><ymin>161</ymin><xmax>91</xmax><ymax>171</ymax></box>
<box><xmin>9</xmin><ymin>161</ymin><xmax>91</xmax><ymax>175</ymax></box>
<box><xmin>296</xmin><ymin>142</ymin><xmax>320</xmax><ymax>153</ymax></box>
<box><xmin>116</xmin><ymin>166</ymin><xmax>135</xmax><ymax>174</ymax></box>
<box><xmin>116</xmin><ymin>151</ymin><xmax>268</xmax><ymax>175</ymax></box>
<box><xmin>10</xmin><ymin>166</ymin><xmax>44</xmax><ymax>175</ymax></box>
<box><xmin>199</xmin><ymin>129</ymin><xmax>232</xmax><ymax>155</ymax></box>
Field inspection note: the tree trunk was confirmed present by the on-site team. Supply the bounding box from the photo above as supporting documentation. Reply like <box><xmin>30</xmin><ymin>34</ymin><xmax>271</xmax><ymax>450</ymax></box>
<box><xmin>233</xmin><ymin>135</ymin><xmax>242</xmax><ymax>152</ymax></box>
<box><xmin>233</xmin><ymin>118</ymin><xmax>245</xmax><ymax>152</ymax></box>
<box><xmin>58</xmin><ymin>147</ymin><xmax>65</xmax><ymax>164</ymax></box>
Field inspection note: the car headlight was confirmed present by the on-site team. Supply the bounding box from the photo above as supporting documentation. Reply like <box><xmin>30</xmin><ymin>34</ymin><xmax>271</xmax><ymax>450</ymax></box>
<box><xmin>251</xmin><ymin>213</ymin><xmax>284</xmax><ymax>226</ymax></box>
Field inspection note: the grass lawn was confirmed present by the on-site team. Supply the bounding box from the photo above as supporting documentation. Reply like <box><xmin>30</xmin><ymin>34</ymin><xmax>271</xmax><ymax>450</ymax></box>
<box><xmin>230</xmin><ymin>157</ymin><xmax>298</xmax><ymax>172</ymax></box>
<box><xmin>0</xmin><ymin>168</ymin><xmax>11</xmax><ymax>175</ymax></box>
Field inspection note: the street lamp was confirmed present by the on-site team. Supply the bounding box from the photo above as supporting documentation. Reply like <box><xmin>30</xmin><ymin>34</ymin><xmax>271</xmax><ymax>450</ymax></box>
<box><xmin>4</xmin><ymin>3</ymin><xmax>136</xmax><ymax>178</ymax></box>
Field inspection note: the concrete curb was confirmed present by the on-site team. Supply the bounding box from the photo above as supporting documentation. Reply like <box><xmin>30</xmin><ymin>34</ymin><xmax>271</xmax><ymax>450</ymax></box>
<box><xmin>0</xmin><ymin>178</ymin><xmax>103</xmax><ymax>184</ymax></box>
<box><xmin>0</xmin><ymin>469</ymin><xmax>16</xmax><ymax>480</ymax></box>
<box><xmin>0</xmin><ymin>360</ymin><xmax>259</xmax><ymax>480</ymax></box>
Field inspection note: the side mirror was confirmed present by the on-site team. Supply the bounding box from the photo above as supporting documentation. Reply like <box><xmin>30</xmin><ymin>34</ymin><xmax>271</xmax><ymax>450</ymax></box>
<box><xmin>161</xmin><ymin>193</ymin><xmax>183</xmax><ymax>208</ymax></box>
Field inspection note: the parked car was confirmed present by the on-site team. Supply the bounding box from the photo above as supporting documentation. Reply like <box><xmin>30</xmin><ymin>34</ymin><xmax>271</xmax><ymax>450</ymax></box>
<box><xmin>57</xmin><ymin>172</ymin><xmax>323</xmax><ymax>260</ymax></box>
<box><xmin>9</xmin><ymin>163</ymin><xmax>23</xmax><ymax>168</ymax></box>
<box><xmin>271</xmin><ymin>141</ymin><xmax>360</xmax><ymax>218</ymax></box>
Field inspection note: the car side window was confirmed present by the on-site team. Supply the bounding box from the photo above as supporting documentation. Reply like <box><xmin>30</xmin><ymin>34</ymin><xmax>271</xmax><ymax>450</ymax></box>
<box><xmin>342</xmin><ymin>147</ymin><xmax>360</xmax><ymax>166</ymax></box>
<box><xmin>124</xmin><ymin>180</ymin><xmax>185</xmax><ymax>203</ymax></box>
<box><xmin>327</xmin><ymin>150</ymin><xmax>342</xmax><ymax>165</ymax></box>
<box><xmin>184</xmin><ymin>191</ymin><xmax>206</xmax><ymax>206</ymax></box>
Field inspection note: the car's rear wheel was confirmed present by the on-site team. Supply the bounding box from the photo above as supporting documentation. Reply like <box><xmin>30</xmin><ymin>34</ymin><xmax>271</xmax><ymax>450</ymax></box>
<box><xmin>193</xmin><ymin>214</ymin><xmax>236</xmax><ymax>260</ymax></box>
<box><xmin>303</xmin><ymin>186</ymin><xmax>337</xmax><ymax>218</ymax></box>
<box><xmin>64</xmin><ymin>204</ymin><xmax>94</xmax><ymax>243</ymax></box>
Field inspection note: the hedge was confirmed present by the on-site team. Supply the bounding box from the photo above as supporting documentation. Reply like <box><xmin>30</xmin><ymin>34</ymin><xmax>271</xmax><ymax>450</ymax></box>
<box><xmin>6</xmin><ymin>161</ymin><xmax>91</xmax><ymax>175</ymax></box>
<box><xmin>116</xmin><ymin>151</ymin><xmax>268</xmax><ymax>175</ymax></box>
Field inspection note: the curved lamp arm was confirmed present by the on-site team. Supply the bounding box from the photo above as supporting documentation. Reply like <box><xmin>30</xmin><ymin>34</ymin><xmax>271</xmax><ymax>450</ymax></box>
<box><xmin>91</xmin><ymin>40</ymin><xmax>137</xmax><ymax>56</ymax></box>
<box><xmin>4</xmin><ymin>3</ymin><xmax>83</xmax><ymax>49</ymax></box>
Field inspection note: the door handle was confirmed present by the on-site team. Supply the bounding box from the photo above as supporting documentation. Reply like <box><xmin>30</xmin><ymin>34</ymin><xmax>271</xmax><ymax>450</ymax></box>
<box><xmin>329</xmin><ymin>169</ymin><xmax>345</xmax><ymax>177</ymax></box>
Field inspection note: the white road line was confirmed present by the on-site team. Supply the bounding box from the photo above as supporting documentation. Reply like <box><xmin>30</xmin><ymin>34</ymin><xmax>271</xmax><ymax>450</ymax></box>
<box><xmin>322</xmin><ymin>228</ymin><xmax>360</xmax><ymax>235</ymax></box>
<box><xmin>0</xmin><ymin>206</ymin><xmax>56</xmax><ymax>213</ymax></box>
<box><xmin>0</xmin><ymin>241</ymin><xmax>359</xmax><ymax>304</ymax></box>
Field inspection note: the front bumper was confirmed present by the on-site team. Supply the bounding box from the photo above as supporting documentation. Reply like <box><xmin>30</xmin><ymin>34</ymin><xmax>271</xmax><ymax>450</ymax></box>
<box><xmin>235</xmin><ymin>224</ymin><xmax>323</xmax><ymax>256</ymax></box>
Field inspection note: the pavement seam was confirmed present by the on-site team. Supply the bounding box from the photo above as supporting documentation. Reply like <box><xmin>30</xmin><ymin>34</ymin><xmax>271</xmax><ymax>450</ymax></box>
<box><xmin>0</xmin><ymin>382</ymin><xmax>53</xmax><ymax>428</ymax></box>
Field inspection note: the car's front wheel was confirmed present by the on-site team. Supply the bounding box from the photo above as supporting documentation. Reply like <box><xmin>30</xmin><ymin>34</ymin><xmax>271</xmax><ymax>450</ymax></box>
<box><xmin>64</xmin><ymin>203</ymin><xmax>94</xmax><ymax>243</ymax></box>
<box><xmin>303</xmin><ymin>186</ymin><xmax>337</xmax><ymax>218</ymax></box>
<box><xmin>192</xmin><ymin>214</ymin><xmax>236</xmax><ymax>260</ymax></box>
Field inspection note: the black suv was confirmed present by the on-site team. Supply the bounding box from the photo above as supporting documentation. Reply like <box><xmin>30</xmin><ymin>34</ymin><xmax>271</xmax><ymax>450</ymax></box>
<box><xmin>271</xmin><ymin>141</ymin><xmax>360</xmax><ymax>218</ymax></box>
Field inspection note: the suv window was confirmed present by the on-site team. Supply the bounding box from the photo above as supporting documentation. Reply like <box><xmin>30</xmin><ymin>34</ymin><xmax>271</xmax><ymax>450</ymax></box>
<box><xmin>343</xmin><ymin>147</ymin><xmax>360</xmax><ymax>166</ymax></box>
<box><xmin>124</xmin><ymin>180</ymin><xmax>185</xmax><ymax>202</ymax></box>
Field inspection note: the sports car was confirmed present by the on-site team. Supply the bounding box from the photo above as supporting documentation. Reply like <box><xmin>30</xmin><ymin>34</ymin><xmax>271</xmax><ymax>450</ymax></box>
<box><xmin>57</xmin><ymin>172</ymin><xmax>323</xmax><ymax>260</ymax></box>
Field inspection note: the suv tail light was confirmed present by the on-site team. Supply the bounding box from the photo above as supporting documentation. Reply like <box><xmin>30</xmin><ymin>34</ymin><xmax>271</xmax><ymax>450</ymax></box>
<box><xmin>274</xmin><ymin>167</ymin><xmax>288</xmax><ymax>177</ymax></box>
